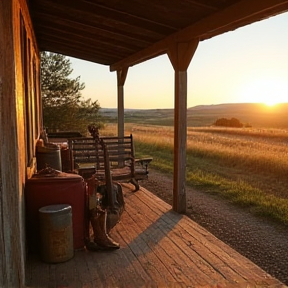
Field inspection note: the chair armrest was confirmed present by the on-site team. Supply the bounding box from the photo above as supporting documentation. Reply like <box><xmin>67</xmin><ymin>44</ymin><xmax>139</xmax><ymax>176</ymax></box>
<box><xmin>135</xmin><ymin>158</ymin><xmax>153</xmax><ymax>166</ymax></box>
<box><xmin>135</xmin><ymin>158</ymin><xmax>153</xmax><ymax>172</ymax></box>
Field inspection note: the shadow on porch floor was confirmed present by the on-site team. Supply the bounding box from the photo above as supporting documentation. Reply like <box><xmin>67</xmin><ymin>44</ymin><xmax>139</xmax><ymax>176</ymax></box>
<box><xmin>25</xmin><ymin>184</ymin><xmax>285</xmax><ymax>288</ymax></box>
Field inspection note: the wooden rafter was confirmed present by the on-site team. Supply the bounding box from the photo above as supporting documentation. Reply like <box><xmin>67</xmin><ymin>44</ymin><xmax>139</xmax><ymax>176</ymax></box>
<box><xmin>110</xmin><ymin>0</ymin><xmax>288</xmax><ymax>71</ymax></box>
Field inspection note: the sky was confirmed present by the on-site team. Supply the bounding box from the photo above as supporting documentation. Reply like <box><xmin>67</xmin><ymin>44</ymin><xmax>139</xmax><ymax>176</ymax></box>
<box><xmin>69</xmin><ymin>11</ymin><xmax>288</xmax><ymax>109</ymax></box>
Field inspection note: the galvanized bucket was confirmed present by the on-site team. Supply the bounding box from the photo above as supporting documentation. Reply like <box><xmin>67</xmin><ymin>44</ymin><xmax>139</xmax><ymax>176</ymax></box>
<box><xmin>36</xmin><ymin>145</ymin><xmax>62</xmax><ymax>171</ymax></box>
<box><xmin>39</xmin><ymin>204</ymin><xmax>73</xmax><ymax>263</ymax></box>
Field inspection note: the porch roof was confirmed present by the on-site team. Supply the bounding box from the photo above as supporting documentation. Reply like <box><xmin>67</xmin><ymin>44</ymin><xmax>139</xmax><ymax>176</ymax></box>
<box><xmin>29</xmin><ymin>0</ymin><xmax>288</xmax><ymax>71</ymax></box>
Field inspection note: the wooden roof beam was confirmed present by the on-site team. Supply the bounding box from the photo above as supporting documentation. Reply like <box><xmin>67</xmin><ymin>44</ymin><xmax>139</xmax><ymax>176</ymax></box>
<box><xmin>110</xmin><ymin>0</ymin><xmax>288</xmax><ymax>71</ymax></box>
<box><xmin>82</xmin><ymin>0</ymin><xmax>177</xmax><ymax>32</ymax></box>
<box><xmin>36</xmin><ymin>0</ymin><xmax>175</xmax><ymax>35</ymax></box>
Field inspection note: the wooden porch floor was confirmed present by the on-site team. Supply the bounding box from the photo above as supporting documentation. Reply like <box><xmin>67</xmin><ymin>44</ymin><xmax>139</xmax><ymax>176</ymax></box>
<box><xmin>25</xmin><ymin>184</ymin><xmax>285</xmax><ymax>288</ymax></box>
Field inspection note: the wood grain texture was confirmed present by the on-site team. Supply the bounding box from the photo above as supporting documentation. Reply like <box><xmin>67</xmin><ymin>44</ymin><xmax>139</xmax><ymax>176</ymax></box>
<box><xmin>26</xmin><ymin>184</ymin><xmax>285</xmax><ymax>288</ymax></box>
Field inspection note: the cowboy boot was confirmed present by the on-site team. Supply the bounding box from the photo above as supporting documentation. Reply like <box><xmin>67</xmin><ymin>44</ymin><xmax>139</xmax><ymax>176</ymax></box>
<box><xmin>85</xmin><ymin>237</ymin><xmax>105</xmax><ymax>251</ymax></box>
<box><xmin>85</xmin><ymin>208</ymin><xmax>106</xmax><ymax>251</ymax></box>
<box><xmin>90</xmin><ymin>209</ymin><xmax>120</xmax><ymax>249</ymax></box>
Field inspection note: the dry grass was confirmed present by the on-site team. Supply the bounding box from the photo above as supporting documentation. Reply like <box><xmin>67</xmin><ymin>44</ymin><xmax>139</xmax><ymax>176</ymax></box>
<box><xmin>101</xmin><ymin>123</ymin><xmax>288</xmax><ymax>224</ymax></box>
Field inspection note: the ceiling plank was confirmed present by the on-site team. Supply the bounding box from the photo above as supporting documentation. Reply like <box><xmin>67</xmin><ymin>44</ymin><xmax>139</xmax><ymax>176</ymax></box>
<box><xmin>110</xmin><ymin>0</ymin><xmax>288</xmax><ymax>71</ymax></box>
<box><xmin>34</xmin><ymin>0</ymin><xmax>174</xmax><ymax>37</ymax></box>
<box><xmin>41</xmin><ymin>41</ymin><xmax>117</xmax><ymax>65</ymax></box>
<box><xmin>38</xmin><ymin>32</ymin><xmax>133</xmax><ymax>58</ymax></box>
<box><xmin>82</xmin><ymin>0</ymin><xmax>178</xmax><ymax>32</ymax></box>
<box><xmin>35</xmin><ymin>21</ymin><xmax>145</xmax><ymax>53</ymax></box>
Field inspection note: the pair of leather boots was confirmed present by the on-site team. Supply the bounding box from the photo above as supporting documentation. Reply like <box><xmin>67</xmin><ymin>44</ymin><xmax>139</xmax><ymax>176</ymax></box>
<box><xmin>85</xmin><ymin>179</ymin><xmax>125</xmax><ymax>251</ymax></box>
<box><xmin>86</xmin><ymin>207</ymin><xmax>120</xmax><ymax>251</ymax></box>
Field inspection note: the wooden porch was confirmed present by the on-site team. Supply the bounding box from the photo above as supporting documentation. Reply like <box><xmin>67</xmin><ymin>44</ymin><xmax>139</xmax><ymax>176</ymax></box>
<box><xmin>25</xmin><ymin>184</ymin><xmax>285</xmax><ymax>288</ymax></box>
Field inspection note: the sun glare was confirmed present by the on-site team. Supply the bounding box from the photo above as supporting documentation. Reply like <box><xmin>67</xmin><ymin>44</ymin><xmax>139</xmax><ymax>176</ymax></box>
<box><xmin>264</xmin><ymin>98</ymin><xmax>279</xmax><ymax>107</ymax></box>
<box><xmin>238</xmin><ymin>77</ymin><xmax>288</xmax><ymax>106</ymax></box>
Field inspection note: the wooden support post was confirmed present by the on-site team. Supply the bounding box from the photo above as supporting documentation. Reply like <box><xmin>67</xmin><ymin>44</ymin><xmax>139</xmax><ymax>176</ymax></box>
<box><xmin>0</xmin><ymin>0</ymin><xmax>29</xmax><ymax>286</ymax></box>
<box><xmin>167</xmin><ymin>39</ymin><xmax>199</xmax><ymax>213</ymax></box>
<box><xmin>116</xmin><ymin>68</ymin><xmax>128</xmax><ymax>138</ymax></box>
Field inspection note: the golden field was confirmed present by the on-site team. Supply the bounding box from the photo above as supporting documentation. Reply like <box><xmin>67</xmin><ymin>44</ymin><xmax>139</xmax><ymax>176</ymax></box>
<box><xmin>101</xmin><ymin>123</ymin><xmax>288</xmax><ymax>225</ymax></box>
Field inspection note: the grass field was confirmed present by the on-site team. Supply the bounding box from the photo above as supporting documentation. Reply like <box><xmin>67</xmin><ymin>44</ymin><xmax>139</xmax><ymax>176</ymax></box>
<box><xmin>100</xmin><ymin>121</ymin><xmax>288</xmax><ymax>226</ymax></box>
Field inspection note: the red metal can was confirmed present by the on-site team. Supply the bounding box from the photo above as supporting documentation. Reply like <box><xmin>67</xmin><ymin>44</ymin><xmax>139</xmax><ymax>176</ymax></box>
<box><xmin>25</xmin><ymin>169</ymin><xmax>86</xmax><ymax>252</ymax></box>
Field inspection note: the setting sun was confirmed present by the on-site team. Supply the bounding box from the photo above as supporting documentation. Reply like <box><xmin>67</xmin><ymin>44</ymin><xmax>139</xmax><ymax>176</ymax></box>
<box><xmin>238</xmin><ymin>77</ymin><xmax>288</xmax><ymax>106</ymax></box>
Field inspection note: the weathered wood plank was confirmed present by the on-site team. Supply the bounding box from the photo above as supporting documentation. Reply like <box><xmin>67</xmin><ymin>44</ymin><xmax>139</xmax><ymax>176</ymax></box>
<box><xmin>125</xmin><ymin>188</ymin><xmax>225</xmax><ymax>286</ymax></box>
<box><xmin>133</xmin><ymin>187</ymin><xmax>267</xmax><ymax>283</ymax></box>
<box><xmin>116</xmin><ymin>209</ymin><xmax>174</xmax><ymax>286</ymax></box>
<box><xmin>114</xmin><ymin>224</ymin><xmax>157</xmax><ymax>284</ymax></box>
<box><xmin>25</xmin><ymin>184</ymin><xmax>285</xmax><ymax>288</ymax></box>
<box><xmin>131</xmin><ymin>185</ymin><xmax>285</xmax><ymax>286</ymax></box>
<box><xmin>82</xmin><ymin>252</ymin><xmax>104</xmax><ymax>288</ymax></box>
<box><xmin>72</xmin><ymin>252</ymin><xmax>95</xmax><ymax>288</ymax></box>
<box><xmin>124</xmin><ymin>212</ymin><xmax>204</xmax><ymax>286</ymax></box>
<box><xmin>111</xmin><ymin>225</ymin><xmax>155</xmax><ymax>287</ymax></box>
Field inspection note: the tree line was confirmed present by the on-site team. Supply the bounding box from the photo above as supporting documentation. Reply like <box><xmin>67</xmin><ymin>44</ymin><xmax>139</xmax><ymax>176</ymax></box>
<box><xmin>41</xmin><ymin>52</ymin><xmax>104</xmax><ymax>135</ymax></box>
<box><xmin>41</xmin><ymin>52</ymin><xmax>252</xmax><ymax>133</ymax></box>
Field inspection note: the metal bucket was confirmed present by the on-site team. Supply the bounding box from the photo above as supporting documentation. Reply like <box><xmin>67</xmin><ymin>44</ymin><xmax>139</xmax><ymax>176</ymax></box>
<box><xmin>39</xmin><ymin>204</ymin><xmax>74</xmax><ymax>263</ymax></box>
<box><xmin>36</xmin><ymin>145</ymin><xmax>62</xmax><ymax>171</ymax></box>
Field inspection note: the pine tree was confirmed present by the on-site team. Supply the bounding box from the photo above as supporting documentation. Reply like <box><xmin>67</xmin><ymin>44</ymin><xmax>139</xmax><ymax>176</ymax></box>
<box><xmin>40</xmin><ymin>52</ymin><xmax>103</xmax><ymax>135</ymax></box>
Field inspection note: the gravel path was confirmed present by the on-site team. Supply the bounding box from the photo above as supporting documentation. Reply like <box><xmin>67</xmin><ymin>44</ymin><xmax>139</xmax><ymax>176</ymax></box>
<box><xmin>140</xmin><ymin>169</ymin><xmax>288</xmax><ymax>285</ymax></box>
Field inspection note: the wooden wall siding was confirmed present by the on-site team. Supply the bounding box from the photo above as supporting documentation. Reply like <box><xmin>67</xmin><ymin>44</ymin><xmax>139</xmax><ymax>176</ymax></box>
<box><xmin>20</xmin><ymin>3</ymin><xmax>41</xmax><ymax>169</ymax></box>
<box><xmin>0</xmin><ymin>0</ymin><xmax>41</xmax><ymax>286</ymax></box>
<box><xmin>0</xmin><ymin>1</ymin><xmax>23</xmax><ymax>286</ymax></box>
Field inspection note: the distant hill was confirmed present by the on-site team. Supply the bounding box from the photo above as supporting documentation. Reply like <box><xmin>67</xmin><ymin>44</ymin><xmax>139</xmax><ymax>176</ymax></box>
<box><xmin>100</xmin><ymin>103</ymin><xmax>288</xmax><ymax>128</ymax></box>
<box><xmin>189</xmin><ymin>102</ymin><xmax>287</xmax><ymax>112</ymax></box>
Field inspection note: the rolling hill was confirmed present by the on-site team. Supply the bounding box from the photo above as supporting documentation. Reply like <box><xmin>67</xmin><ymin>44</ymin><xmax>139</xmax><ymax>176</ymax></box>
<box><xmin>100</xmin><ymin>103</ymin><xmax>288</xmax><ymax>128</ymax></box>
